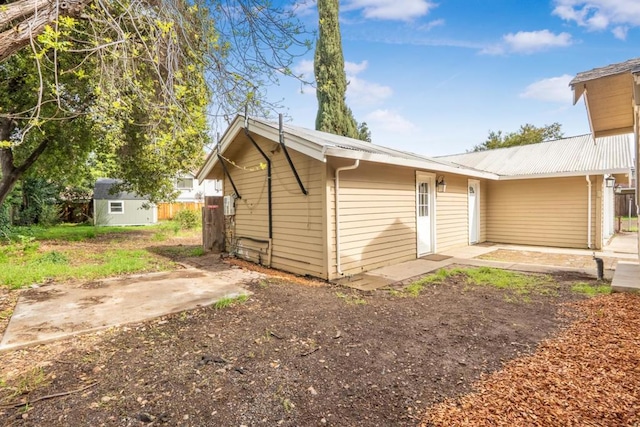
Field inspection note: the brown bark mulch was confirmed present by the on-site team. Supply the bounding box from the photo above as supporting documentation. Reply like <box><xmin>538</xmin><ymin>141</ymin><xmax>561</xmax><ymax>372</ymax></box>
<box><xmin>423</xmin><ymin>293</ymin><xmax>640</xmax><ymax>427</ymax></box>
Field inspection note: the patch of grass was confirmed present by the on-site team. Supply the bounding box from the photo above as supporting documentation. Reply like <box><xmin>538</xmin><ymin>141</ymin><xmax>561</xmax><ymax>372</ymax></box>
<box><xmin>0</xmin><ymin>248</ymin><xmax>172</xmax><ymax>289</ymax></box>
<box><xmin>403</xmin><ymin>267</ymin><xmax>559</xmax><ymax>301</ymax></box>
<box><xmin>11</xmin><ymin>224</ymin><xmax>142</xmax><ymax>242</ymax></box>
<box><xmin>403</xmin><ymin>268</ymin><xmax>462</xmax><ymax>296</ymax></box>
<box><xmin>0</xmin><ymin>367</ymin><xmax>50</xmax><ymax>403</ymax></box>
<box><xmin>212</xmin><ymin>294</ymin><xmax>249</xmax><ymax>310</ymax></box>
<box><xmin>571</xmin><ymin>282</ymin><xmax>612</xmax><ymax>296</ymax></box>
<box><xmin>190</xmin><ymin>247</ymin><xmax>205</xmax><ymax>257</ymax></box>
<box><xmin>335</xmin><ymin>291</ymin><xmax>367</xmax><ymax>305</ymax></box>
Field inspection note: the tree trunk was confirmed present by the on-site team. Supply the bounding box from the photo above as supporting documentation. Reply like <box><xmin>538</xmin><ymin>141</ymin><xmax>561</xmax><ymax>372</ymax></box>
<box><xmin>0</xmin><ymin>118</ymin><xmax>50</xmax><ymax>206</ymax></box>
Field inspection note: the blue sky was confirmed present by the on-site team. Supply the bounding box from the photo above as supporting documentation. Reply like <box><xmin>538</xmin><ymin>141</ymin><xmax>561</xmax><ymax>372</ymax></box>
<box><xmin>261</xmin><ymin>0</ymin><xmax>640</xmax><ymax>156</ymax></box>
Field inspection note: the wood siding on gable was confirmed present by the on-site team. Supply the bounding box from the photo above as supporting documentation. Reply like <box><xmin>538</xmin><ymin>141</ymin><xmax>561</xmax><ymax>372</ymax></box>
<box><xmin>486</xmin><ymin>176</ymin><xmax>601</xmax><ymax>249</ymax></box>
<box><xmin>222</xmin><ymin>133</ymin><xmax>326</xmax><ymax>278</ymax></box>
<box><xmin>328</xmin><ymin>160</ymin><xmax>416</xmax><ymax>280</ymax></box>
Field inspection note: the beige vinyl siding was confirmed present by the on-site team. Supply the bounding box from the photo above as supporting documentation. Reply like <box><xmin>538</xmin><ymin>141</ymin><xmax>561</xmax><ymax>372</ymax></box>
<box><xmin>486</xmin><ymin>176</ymin><xmax>601</xmax><ymax>249</ymax></box>
<box><xmin>328</xmin><ymin>160</ymin><xmax>416</xmax><ymax>280</ymax></box>
<box><xmin>436</xmin><ymin>174</ymin><xmax>474</xmax><ymax>252</ymax></box>
<box><xmin>480</xmin><ymin>180</ymin><xmax>487</xmax><ymax>242</ymax></box>
<box><xmin>220</xmin><ymin>132</ymin><xmax>326</xmax><ymax>278</ymax></box>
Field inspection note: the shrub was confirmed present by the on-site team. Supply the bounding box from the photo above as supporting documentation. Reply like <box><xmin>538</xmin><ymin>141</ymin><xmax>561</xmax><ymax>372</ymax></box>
<box><xmin>174</xmin><ymin>209</ymin><xmax>200</xmax><ymax>229</ymax></box>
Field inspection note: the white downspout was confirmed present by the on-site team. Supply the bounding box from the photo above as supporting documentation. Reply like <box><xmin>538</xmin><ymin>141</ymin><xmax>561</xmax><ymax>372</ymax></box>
<box><xmin>335</xmin><ymin>160</ymin><xmax>360</xmax><ymax>275</ymax></box>
<box><xmin>586</xmin><ymin>175</ymin><xmax>592</xmax><ymax>249</ymax></box>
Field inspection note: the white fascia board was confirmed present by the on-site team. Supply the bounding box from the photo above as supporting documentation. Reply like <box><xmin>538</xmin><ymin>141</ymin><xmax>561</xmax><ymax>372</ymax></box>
<box><xmin>497</xmin><ymin>168</ymin><xmax>631</xmax><ymax>181</ymax></box>
<box><xmin>196</xmin><ymin>117</ymin><xmax>245</xmax><ymax>182</ymax></box>
<box><xmin>323</xmin><ymin>148</ymin><xmax>499</xmax><ymax>180</ymax></box>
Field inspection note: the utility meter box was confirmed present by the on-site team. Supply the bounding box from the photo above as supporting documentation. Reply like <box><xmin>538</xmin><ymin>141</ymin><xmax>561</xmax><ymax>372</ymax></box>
<box><xmin>223</xmin><ymin>195</ymin><xmax>235</xmax><ymax>216</ymax></box>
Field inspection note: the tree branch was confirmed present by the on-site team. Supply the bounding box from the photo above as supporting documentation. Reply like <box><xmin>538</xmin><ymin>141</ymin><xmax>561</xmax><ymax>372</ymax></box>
<box><xmin>0</xmin><ymin>0</ymin><xmax>93</xmax><ymax>62</ymax></box>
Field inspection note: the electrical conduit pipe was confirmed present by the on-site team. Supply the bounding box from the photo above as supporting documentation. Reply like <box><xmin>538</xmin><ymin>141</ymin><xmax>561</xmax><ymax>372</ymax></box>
<box><xmin>335</xmin><ymin>160</ymin><xmax>360</xmax><ymax>275</ymax></box>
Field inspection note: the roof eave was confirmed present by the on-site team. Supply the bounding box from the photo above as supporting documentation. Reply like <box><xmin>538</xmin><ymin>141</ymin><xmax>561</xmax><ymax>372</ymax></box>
<box><xmin>498</xmin><ymin>168</ymin><xmax>631</xmax><ymax>181</ymax></box>
<box><xmin>324</xmin><ymin>148</ymin><xmax>499</xmax><ymax>180</ymax></box>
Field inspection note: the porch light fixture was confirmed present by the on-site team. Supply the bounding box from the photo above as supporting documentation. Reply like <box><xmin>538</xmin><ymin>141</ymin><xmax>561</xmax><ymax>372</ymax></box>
<box><xmin>436</xmin><ymin>175</ymin><xmax>447</xmax><ymax>193</ymax></box>
<box><xmin>615</xmin><ymin>185</ymin><xmax>623</xmax><ymax>194</ymax></box>
<box><xmin>605</xmin><ymin>175</ymin><xmax>615</xmax><ymax>188</ymax></box>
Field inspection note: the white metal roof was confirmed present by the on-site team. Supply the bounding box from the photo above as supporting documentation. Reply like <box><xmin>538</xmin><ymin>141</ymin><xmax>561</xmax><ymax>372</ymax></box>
<box><xmin>197</xmin><ymin>116</ymin><xmax>632</xmax><ymax>183</ymax></box>
<box><xmin>437</xmin><ymin>134</ymin><xmax>633</xmax><ymax>179</ymax></box>
<box><xmin>197</xmin><ymin>116</ymin><xmax>498</xmax><ymax>181</ymax></box>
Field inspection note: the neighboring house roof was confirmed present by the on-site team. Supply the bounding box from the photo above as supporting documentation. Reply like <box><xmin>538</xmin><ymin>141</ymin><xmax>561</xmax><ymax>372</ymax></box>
<box><xmin>570</xmin><ymin>57</ymin><xmax>640</xmax><ymax>86</ymax></box>
<box><xmin>93</xmin><ymin>178</ymin><xmax>148</xmax><ymax>201</ymax></box>
<box><xmin>197</xmin><ymin>115</ymin><xmax>498</xmax><ymax>182</ymax></box>
<box><xmin>437</xmin><ymin>134</ymin><xmax>632</xmax><ymax>179</ymax></box>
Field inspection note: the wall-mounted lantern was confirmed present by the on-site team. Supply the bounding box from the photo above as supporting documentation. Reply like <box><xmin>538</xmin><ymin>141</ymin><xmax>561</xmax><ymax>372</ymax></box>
<box><xmin>436</xmin><ymin>175</ymin><xmax>447</xmax><ymax>193</ymax></box>
<box><xmin>605</xmin><ymin>175</ymin><xmax>616</xmax><ymax>188</ymax></box>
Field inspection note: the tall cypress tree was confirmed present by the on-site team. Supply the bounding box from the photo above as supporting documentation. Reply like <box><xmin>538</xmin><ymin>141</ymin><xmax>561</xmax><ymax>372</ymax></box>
<box><xmin>314</xmin><ymin>0</ymin><xmax>359</xmax><ymax>139</ymax></box>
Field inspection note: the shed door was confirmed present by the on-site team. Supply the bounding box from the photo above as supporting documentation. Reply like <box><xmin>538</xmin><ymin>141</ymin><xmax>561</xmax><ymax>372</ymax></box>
<box><xmin>468</xmin><ymin>180</ymin><xmax>480</xmax><ymax>244</ymax></box>
<box><xmin>416</xmin><ymin>174</ymin><xmax>434</xmax><ymax>256</ymax></box>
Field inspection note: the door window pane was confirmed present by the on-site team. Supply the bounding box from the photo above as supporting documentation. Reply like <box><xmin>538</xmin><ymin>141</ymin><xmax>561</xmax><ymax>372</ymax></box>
<box><xmin>418</xmin><ymin>182</ymin><xmax>429</xmax><ymax>217</ymax></box>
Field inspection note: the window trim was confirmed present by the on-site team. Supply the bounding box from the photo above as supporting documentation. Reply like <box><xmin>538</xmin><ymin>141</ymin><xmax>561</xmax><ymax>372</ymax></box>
<box><xmin>176</xmin><ymin>177</ymin><xmax>194</xmax><ymax>190</ymax></box>
<box><xmin>108</xmin><ymin>200</ymin><xmax>125</xmax><ymax>214</ymax></box>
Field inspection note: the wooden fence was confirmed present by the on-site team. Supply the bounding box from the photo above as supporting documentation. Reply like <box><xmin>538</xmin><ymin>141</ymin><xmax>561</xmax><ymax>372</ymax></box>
<box><xmin>157</xmin><ymin>202</ymin><xmax>204</xmax><ymax>220</ymax></box>
<box><xmin>615</xmin><ymin>193</ymin><xmax>637</xmax><ymax>218</ymax></box>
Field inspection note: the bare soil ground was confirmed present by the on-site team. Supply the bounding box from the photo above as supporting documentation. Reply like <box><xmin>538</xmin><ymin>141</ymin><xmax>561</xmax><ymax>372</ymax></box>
<box><xmin>0</xmin><ymin>256</ymin><xmax>599</xmax><ymax>426</ymax></box>
<box><xmin>477</xmin><ymin>249</ymin><xmax>621</xmax><ymax>270</ymax></box>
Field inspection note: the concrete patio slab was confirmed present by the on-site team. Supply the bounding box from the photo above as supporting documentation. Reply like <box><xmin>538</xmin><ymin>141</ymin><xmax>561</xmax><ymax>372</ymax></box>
<box><xmin>611</xmin><ymin>261</ymin><xmax>640</xmax><ymax>292</ymax></box>
<box><xmin>0</xmin><ymin>267</ymin><xmax>262</xmax><ymax>351</ymax></box>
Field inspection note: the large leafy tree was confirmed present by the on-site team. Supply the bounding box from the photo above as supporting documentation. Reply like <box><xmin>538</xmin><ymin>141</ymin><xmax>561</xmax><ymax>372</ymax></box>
<box><xmin>472</xmin><ymin>123</ymin><xmax>564</xmax><ymax>152</ymax></box>
<box><xmin>0</xmin><ymin>0</ymin><xmax>310</xmax><ymax>205</ymax></box>
<box><xmin>314</xmin><ymin>0</ymin><xmax>359</xmax><ymax>139</ymax></box>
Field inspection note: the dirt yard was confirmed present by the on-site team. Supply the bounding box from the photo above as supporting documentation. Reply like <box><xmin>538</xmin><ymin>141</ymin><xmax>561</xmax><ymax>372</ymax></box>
<box><xmin>0</xmin><ymin>257</ymin><xmax>599</xmax><ymax>426</ymax></box>
<box><xmin>0</xmin><ymin>231</ymin><xmax>640</xmax><ymax>426</ymax></box>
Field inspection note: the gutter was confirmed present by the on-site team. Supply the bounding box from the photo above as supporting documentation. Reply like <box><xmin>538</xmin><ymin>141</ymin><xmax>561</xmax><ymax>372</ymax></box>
<box><xmin>335</xmin><ymin>160</ymin><xmax>360</xmax><ymax>276</ymax></box>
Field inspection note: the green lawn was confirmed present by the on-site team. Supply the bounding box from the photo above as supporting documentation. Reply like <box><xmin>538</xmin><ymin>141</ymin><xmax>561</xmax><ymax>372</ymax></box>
<box><xmin>0</xmin><ymin>224</ymin><xmax>184</xmax><ymax>289</ymax></box>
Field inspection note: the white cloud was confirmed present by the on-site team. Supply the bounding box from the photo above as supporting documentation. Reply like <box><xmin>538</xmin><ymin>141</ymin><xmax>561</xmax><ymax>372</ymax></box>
<box><xmin>418</xmin><ymin>18</ymin><xmax>445</xmax><ymax>31</ymax></box>
<box><xmin>347</xmin><ymin>76</ymin><xmax>393</xmax><ymax>105</ymax></box>
<box><xmin>345</xmin><ymin>60</ymin><xmax>369</xmax><ymax>75</ymax></box>
<box><xmin>293</xmin><ymin>59</ymin><xmax>314</xmax><ymax>78</ymax></box>
<box><xmin>553</xmin><ymin>0</ymin><xmax>640</xmax><ymax>37</ymax></box>
<box><xmin>293</xmin><ymin>59</ymin><xmax>393</xmax><ymax>104</ymax></box>
<box><xmin>365</xmin><ymin>110</ymin><xmax>417</xmax><ymax>133</ymax></box>
<box><xmin>612</xmin><ymin>25</ymin><xmax>629</xmax><ymax>40</ymax></box>
<box><xmin>520</xmin><ymin>74</ymin><xmax>574</xmax><ymax>103</ymax></box>
<box><xmin>481</xmin><ymin>30</ymin><xmax>573</xmax><ymax>55</ymax></box>
<box><xmin>503</xmin><ymin>30</ymin><xmax>573</xmax><ymax>53</ymax></box>
<box><xmin>290</xmin><ymin>0</ymin><xmax>317</xmax><ymax>17</ymax></box>
<box><xmin>343</xmin><ymin>0</ymin><xmax>435</xmax><ymax>21</ymax></box>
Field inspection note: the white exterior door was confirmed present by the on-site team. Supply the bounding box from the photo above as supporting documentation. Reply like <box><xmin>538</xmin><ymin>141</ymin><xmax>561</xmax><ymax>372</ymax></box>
<box><xmin>416</xmin><ymin>173</ymin><xmax>435</xmax><ymax>256</ymax></box>
<box><xmin>468</xmin><ymin>180</ymin><xmax>480</xmax><ymax>244</ymax></box>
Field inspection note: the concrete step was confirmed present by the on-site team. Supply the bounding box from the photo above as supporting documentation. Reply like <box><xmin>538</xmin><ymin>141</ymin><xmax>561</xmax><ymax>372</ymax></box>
<box><xmin>611</xmin><ymin>261</ymin><xmax>640</xmax><ymax>293</ymax></box>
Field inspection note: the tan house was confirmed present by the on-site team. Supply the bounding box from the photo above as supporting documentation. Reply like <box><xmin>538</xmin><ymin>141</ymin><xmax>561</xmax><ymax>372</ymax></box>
<box><xmin>197</xmin><ymin>115</ymin><xmax>632</xmax><ymax>281</ymax></box>
<box><xmin>570</xmin><ymin>57</ymin><xmax>640</xmax><ymax>259</ymax></box>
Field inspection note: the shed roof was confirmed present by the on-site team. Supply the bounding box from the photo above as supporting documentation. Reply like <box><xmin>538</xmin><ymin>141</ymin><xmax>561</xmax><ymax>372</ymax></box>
<box><xmin>437</xmin><ymin>134</ymin><xmax>632</xmax><ymax>179</ymax></box>
<box><xmin>570</xmin><ymin>57</ymin><xmax>640</xmax><ymax>86</ymax></box>
<box><xmin>93</xmin><ymin>178</ymin><xmax>148</xmax><ymax>201</ymax></box>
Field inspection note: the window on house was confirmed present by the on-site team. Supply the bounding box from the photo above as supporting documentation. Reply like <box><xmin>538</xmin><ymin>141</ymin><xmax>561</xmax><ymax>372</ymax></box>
<box><xmin>176</xmin><ymin>177</ymin><xmax>194</xmax><ymax>190</ymax></box>
<box><xmin>108</xmin><ymin>201</ymin><xmax>124</xmax><ymax>214</ymax></box>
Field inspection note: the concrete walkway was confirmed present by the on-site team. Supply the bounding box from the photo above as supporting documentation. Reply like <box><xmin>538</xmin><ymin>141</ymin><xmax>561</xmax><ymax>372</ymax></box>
<box><xmin>338</xmin><ymin>234</ymin><xmax>639</xmax><ymax>291</ymax></box>
<box><xmin>0</xmin><ymin>267</ymin><xmax>262</xmax><ymax>352</ymax></box>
